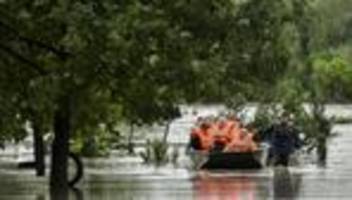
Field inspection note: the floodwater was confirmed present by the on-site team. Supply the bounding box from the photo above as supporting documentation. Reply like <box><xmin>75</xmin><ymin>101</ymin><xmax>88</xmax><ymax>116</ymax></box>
<box><xmin>1</xmin><ymin>105</ymin><xmax>352</xmax><ymax>199</ymax></box>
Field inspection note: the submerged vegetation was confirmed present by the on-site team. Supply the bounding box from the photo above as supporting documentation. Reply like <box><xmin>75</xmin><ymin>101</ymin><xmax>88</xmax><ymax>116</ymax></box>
<box><xmin>1</xmin><ymin>0</ymin><xmax>352</xmax><ymax>193</ymax></box>
<box><xmin>140</xmin><ymin>139</ymin><xmax>170</xmax><ymax>166</ymax></box>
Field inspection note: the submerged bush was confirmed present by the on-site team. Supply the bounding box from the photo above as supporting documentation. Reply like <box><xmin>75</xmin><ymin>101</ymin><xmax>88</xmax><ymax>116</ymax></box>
<box><xmin>71</xmin><ymin>126</ymin><xmax>121</xmax><ymax>157</ymax></box>
<box><xmin>140</xmin><ymin>139</ymin><xmax>170</xmax><ymax>166</ymax></box>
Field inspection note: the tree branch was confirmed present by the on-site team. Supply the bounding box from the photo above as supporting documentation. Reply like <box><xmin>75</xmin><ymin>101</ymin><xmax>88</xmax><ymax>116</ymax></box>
<box><xmin>19</xmin><ymin>36</ymin><xmax>72</xmax><ymax>60</ymax></box>
<box><xmin>0</xmin><ymin>20</ymin><xmax>72</xmax><ymax>60</ymax></box>
<box><xmin>0</xmin><ymin>43</ymin><xmax>47</xmax><ymax>75</ymax></box>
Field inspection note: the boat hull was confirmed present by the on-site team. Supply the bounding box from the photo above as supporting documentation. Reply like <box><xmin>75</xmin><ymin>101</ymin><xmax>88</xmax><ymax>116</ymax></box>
<box><xmin>201</xmin><ymin>151</ymin><xmax>263</xmax><ymax>170</ymax></box>
<box><xmin>189</xmin><ymin>143</ymin><xmax>269</xmax><ymax>170</ymax></box>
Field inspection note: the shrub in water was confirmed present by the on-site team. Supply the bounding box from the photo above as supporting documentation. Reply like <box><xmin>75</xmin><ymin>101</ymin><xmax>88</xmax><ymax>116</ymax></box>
<box><xmin>140</xmin><ymin>139</ymin><xmax>169</xmax><ymax>166</ymax></box>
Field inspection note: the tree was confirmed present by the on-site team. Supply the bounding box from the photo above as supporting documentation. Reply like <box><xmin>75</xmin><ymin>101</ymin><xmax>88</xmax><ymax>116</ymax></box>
<box><xmin>0</xmin><ymin>0</ymin><xmax>238</xmax><ymax>193</ymax></box>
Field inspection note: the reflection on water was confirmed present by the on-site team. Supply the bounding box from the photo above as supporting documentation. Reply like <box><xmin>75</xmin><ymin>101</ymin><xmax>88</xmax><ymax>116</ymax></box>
<box><xmin>36</xmin><ymin>195</ymin><xmax>45</xmax><ymax>200</ymax></box>
<box><xmin>71</xmin><ymin>187</ymin><xmax>84</xmax><ymax>200</ymax></box>
<box><xmin>50</xmin><ymin>187</ymin><xmax>83</xmax><ymax>200</ymax></box>
<box><xmin>273</xmin><ymin>168</ymin><xmax>301</xmax><ymax>199</ymax></box>
<box><xmin>192</xmin><ymin>169</ymin><xmax>302</xmax><ymax>200</ymax></box>
<box><xmin>0</xmin><ymin>169</ymin><xmax>305</xmax><ymax>200</ymax></box>
<box><xmin>50</xmin><ymin>190</ymin><xmax>67</xmax><ymax>200</ymax></box>
<box><xmin>193</xmin><ymin>172</ymin><xmax>261</xmax><ymax>200</ymax></box>
<box><xmin>47</xmin><ymin>170</ymin><xmax>301</xmax><ymax>200</ymax></box>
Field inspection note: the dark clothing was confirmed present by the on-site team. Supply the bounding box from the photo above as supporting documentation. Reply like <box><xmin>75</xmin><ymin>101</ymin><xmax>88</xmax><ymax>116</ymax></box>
<box><xmin>272</xmin><ymin>124</ymin><xmax>297</xmax><ymax>155</ymax></box>
<box><xmin>190</xmin><ymin>135</ymin><xmax>202</xmax><ymax>150</ymax></box>
<box><xmin>262</xmin><ymin>122</ymin><xmax>303</xmax><ymax>166</ymax></box>
<box><xmin>211</xmin><ymin>141</ymin><xmax>225</xmax><ymax>153</ymax></box>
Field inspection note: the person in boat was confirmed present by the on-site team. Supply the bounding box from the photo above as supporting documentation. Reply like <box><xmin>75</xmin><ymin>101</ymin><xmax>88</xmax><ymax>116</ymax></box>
<box><xmin>189</xmin><ymin>117</ymin><xmax>204</xmax><ymax>151</ymax></box>
<box><xmin>212</xmin><ymin>114</ymin><xmax>239</xmax><ymax>151</ymax></box>
<box><xmin>242</xmin><ymin>125</ymin><xmax>259</xmax><ymax>152</ymax></box>
<box><xmin>223</xmin><ymin>114</ymin><xmax>240</xmax><ymax>140</ymax></box>
<box><xmin>267</xmin><ymin>114</ymin><xmax>303</xmax><ymax>166</ymax></box>
<box><xmin>189</xmin><ymin>117</ymin><xmax>214</xmax><ymax>152</ymax></box>
<box><xmin>224</xmin><ymin>122</ymin><xmax>258</xmax><ymax>153</ymax></box>
<box><xmin>211</xmin><ymin>116</ymin><xmax>231</xmax><ymax>152</ymax></box>
<box><xmin>224</xmin><ymin>123</ymin><xmax>244</xmax><ymax>153</ymax></box>
<box><xmin>206</xmin><ymin>113</ymin><xmax>238</xmax><ymax>152</ymax></box>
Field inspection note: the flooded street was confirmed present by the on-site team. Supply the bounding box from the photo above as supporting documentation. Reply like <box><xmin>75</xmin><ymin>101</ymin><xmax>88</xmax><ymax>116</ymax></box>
<box><xmin>1</xmin><ymin>106</ymin><xmax>352</xmax><ymax>199</ymax></box>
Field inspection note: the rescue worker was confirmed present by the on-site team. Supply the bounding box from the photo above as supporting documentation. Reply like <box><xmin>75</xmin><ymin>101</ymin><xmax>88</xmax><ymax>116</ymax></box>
<box><xmin>268</xmin><ymin>114</ymin><xmax>302</xmax><ymax>166</ymax></box>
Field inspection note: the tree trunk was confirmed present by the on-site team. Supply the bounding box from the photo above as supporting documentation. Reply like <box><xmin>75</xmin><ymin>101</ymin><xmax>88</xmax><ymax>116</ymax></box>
<box><xmin>33</xmin><ymin>122</ymin><xmax>45</xmax><ymax>176</ymax></box>
<box><xmin>50</xmin><ymin>97</ymin><xmax>71</xmax><ymax>192</ymax></box>
<box><xmin>50</xmin><ymin>187</ymin><xmax>68</xmax><ymax>200</ymax></box>
<box><xmin>50</xmin><ymin>187</ymin><xmax>69</xmax><ymax>200</ymax></box>
<box><xmin>127</xmin><ymin>122</ymin><xmax>134</xmax><ymax>155</ymax></box>
<box><xmin>163</xmin><ymin>121</ymin><xmax>171</xmax><ymax>143</ymax></box>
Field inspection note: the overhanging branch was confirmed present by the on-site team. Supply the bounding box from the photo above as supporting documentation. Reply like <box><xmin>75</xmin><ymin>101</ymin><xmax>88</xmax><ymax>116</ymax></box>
<box><xmin>0</xmin><ymin>20</ymin><xmax>72</xmax><ymax>60</ymax></box>
<box><xmin>0</xmin><ymin>44</ymin><xmax>48</xmax><ymax>75</ymax></box>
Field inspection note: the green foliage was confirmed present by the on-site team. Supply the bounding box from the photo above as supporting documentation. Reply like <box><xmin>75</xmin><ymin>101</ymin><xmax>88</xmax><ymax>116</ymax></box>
<box><xmin>0</xmin><ymin>0</ymin><xmax>352</xmax><ymax>168</ymax></box>
<box><xmin>223</xmin><ymin>0</ymin><xmax>300</xmax><ymax>98</ymax></box>
<box><xmin>71</xmin><ymin>125</ymin><xmax>120</xmax><ymax>157</ymax></box>
<box><xmin>310</xmin><ymin>53</ymin><xmax>352</xmax><ymax>101</ymax></box>
<box><xmin>275</xmin><ymin>77</ymin><xmax>308</xmax><ymax>110</ymax></box>
<box><xmin>0</xmin><ymin>0</ymin><xmax>238</xmax><ymax>148</ymax></box>
<box><xmin>253</xmin><ymin>104</ymin><xmax>280</xmax><ymax>134</ymax></box>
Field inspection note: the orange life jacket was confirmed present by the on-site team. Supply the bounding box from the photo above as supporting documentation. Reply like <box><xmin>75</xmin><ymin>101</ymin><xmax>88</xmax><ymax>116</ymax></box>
<box><xmin>211</xmin><ymin>123</ymin><xmax>227</xmax><ymax>145</ymax></box>
<box><xmin>199</xmin><ymin>127</ymin><xmax>213</xmax><ymax>151</ymax></box>
<box><xmin>191</xmin><ymin>127</ymin><xmax>200</xmax><ymax>138</ymax></box>
<box><xmin>242</xmin><ymin>132</ymin><xmax>258</xmax><ymax>152</ymax></box>
<box><xmin>191</xmin><ymin>123</ymin><xmax>214</xmax><ymax>151</ymax></box>
<box><xmin>215</xmin><ymin>120</ymin><xmax>235</xmax><ymax>144</ymax></box>
<box><xmin>225</xmin><ymin>129</ymin><xmax>258</xmax><ymax>153</ymax></box>
<box><xmin>226</xmin><ymin>121</ymin><xmax>241</xmax><ymax>143</ymax></box>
